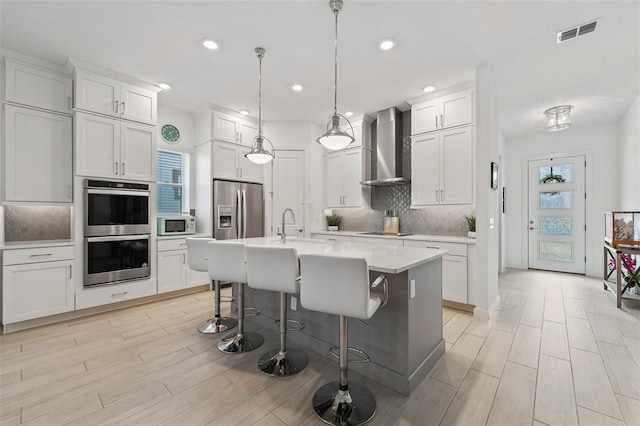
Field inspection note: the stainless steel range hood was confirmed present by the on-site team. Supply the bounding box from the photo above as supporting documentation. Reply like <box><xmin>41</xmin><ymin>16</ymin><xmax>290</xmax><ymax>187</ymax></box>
<box><xmin>361</xmin><ymin>107</ymin><xmax>410</xmax><ymax>186</ymax></box>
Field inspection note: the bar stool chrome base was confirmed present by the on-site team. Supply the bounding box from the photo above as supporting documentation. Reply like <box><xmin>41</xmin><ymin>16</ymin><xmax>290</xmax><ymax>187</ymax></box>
<box><xmin>258</xmin><ymin>348</ymin><xmax>308</xmax><ymax>376</ymax></box>
<box><xmin>197</xmin><ymin>316</ymin><xmax>237</xmax><ymax>334</ymax></box>
<box><xmin>218</xmin><ymin>332</ymin><xmax>264</xmax><ymax>353</ymax></box>
<box><xmin>312</xmin><ymin>382</ymin><xmax>376</xmax><ymax>426</ymax></box>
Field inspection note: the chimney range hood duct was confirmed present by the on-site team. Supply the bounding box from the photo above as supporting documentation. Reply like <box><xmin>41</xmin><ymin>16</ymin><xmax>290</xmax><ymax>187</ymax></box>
<box><xmin>361</xmin><ymin>107</ymin><xmax>410</xmax><ymax>186</ymax></box>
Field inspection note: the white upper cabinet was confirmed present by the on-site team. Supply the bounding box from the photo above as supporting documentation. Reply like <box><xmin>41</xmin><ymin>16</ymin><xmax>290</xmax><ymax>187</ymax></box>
<box><xmin>75</xmin><ymin>111</ymin><xmax>156</xmax><ymax>182</ymax></box>
<box><xmin>4</xmin><ymin>58</ymin><xmax>73</xmax><ymax>114</ymax></box>
<box><xmin>196</xmin><ymin>109</ymin><xmax>260</xmax><ymax>146</ymax></box>
<box><xmin>4</xmin><ymin>104</ymin><xmax>73</xmax><ymax>202</ymax></box>
<box><xmin>411</xmin><ymin>127</ymin><xmax>473</xmax><ymax>206</ymax></box>
<box><xmin>211</xmin><ymin>141</ymin><xmax>263</xmax><ymax>183</ymax></box>
<box><xmin>75</xmin><ymin>69</ymin><xmax>157</xmax><ymax>125</ymax></box>
<box><xmin>324</xmin><ymin>147</ymin><xmax>368</xmax><ymax>208</ymax></box>
<box><xmin>411</xmin><ymin>89</ymin><xmax>473</xmax><ymax>135</ymax></box>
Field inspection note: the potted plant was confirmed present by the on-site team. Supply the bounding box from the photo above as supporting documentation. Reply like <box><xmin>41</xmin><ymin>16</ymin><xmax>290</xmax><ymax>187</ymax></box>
<box><xmin>465</xmin><ymin>215</ymin><xmax>476</xmax><ymax>239</ymax></box>
<box><xmin>326</xmin><ymin>214</ymin><xmax>343</xmax><ymax>231</ymax></box>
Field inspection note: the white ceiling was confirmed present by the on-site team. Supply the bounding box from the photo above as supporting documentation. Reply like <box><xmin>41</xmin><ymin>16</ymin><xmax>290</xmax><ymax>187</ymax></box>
<box><xmin>1</xmin><ymin>1</ymin><xmax>638</xmax><ymax>140</ymax></box>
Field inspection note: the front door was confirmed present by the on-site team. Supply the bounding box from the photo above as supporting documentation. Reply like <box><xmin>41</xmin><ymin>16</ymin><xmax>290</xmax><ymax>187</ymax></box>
<box><xmin>528</xmin><ymin>155</ymin><xmax>586</xmax><ymax>274</ymax></box>
<box><xmin>271</xmin><ymin>150</ymin><xmax>305</xmax><ymax>238</ymax></box>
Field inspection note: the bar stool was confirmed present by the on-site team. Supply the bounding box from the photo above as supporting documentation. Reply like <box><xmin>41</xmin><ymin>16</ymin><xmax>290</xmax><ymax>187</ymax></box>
<box><xmin>208</xmin><ymin>240</ymin><xmax>263</xmax><ymax>353</ymax></box>
<box><xmin>245</xmin><ymin>244</ymin><xmax>308</xmax><ymax>376</ymax></box>
<box><xmin>299</xmin><ymin>254</ymin><xmax>388</xmax><ymax>426</ymax></box>
<box><xmin>186</xmin><ymin>237</ymin><xmax>237</xmax><ymax>334</ymax></box>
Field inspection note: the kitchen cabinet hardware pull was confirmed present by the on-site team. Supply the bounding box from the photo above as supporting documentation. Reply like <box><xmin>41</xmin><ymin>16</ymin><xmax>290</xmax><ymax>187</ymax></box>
<box><xmin>114</xmin><ymin>162</ymin><xmax>118</xmax><ymax>175</ymax></box>
<box><xmin>122</xmin><ymin>163</ymin><xmax>125</xmax><ymax>175</ymax></box>
<box><xmin>69</xmin><ymin>265</ymin><xmax>72</xmax><ymax>279</ymax></box>
<box><xmin>440</xmin><ymin>114</ymin><xmax>444</xmax><ymax>127</ymax></box>
<box><xmin>121</xmin><ymin>102</ymin><xmax>125</xmax><ymax>114</ymax></box>
<box><xmin>68</xmin><ymin>96</ymin><xmax>72</xmax><ymax>110</ymax></box>
<box><xmin>29</xmin><ymin>253</ymin><xmax>52</xmax><ymax>257</ymax></box>
<box><xmin>441</xmin><ymin>189</ymin><xmax>444</xmax><ymax>201</ymax></box>
<box><xmin>112</xmin><ymin>291</ymin><xmax>128</xmax><ymax>297</ymax></box>
<box><xmin>427</xmin><ymin>246</ymin><xmax>439</xmax><ymax>249</ymax></box>
<box><xmin>183</xmin><ymin>253</ymin><xmax>186</xmax><ymax>264</ymax></box>
<box><xmin>115</xmin><ymin>100</ymin><xmax>119</xmax><ymax>114</ymax></box>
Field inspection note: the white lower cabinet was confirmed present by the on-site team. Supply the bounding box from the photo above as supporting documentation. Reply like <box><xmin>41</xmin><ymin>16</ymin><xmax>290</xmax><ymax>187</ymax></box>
<box><xmin>157</xmin><ymin>238</ymin><xmax>209</xmax><ymax>294</ymax></box>
<box><xmin>2</xmin><ymin>245</ymin><xmax>75</xmax><ymax>324</ymax></box>
<box><xmin>403</xmin><ymin>240</ymin><xmax>468</xmax><ymax>304</ymax></box>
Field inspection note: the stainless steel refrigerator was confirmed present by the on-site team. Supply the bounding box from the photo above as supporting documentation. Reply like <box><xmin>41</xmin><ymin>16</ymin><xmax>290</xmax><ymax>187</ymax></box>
<box><xmin>213</xmin><ymin>179</ymin><xmax>264</xmax><ymax>240</ymax></box>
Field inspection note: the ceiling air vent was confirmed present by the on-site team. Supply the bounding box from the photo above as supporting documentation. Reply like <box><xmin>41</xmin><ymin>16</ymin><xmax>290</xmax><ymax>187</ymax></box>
<box><xmin>557</xmin><ymin>20</ymin><xmax>598</xmax><ymax>44</ymax></box>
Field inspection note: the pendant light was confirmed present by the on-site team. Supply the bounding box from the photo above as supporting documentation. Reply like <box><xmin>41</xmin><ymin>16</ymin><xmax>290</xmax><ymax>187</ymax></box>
<box><xmin>316</xmin><ymin>0</ymin><xmax>355</xmax><ymax>151</ymax></box>
<box><xmin>245</xmin><ymin>47</ymin><xmax>275</xmax><ymax>164</ymax></box>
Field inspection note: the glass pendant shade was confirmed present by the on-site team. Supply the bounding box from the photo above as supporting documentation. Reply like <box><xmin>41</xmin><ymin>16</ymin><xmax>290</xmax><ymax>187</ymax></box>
<box><xmin>317</xmin><ymin>0</ymin><xmax>355</xmax><ymax>151</ymax></box>
<box><xmin>545</xmin><ymin>105</ymin><xmax>573</xmax><ymax>132</ymax></box>
<box><xmin>245</xmin><ymin>47</ymin><xmax>275</xmax><ymax>164</ymax></box>
<box><xmin>246</xmin><ymin>136</ymin><xmax>274</xmax><ymax>164</ymax></box>
<box><xmin>317</xmin><ymin>113</ymin><xmax>354</xmax><ymax>150</ymax></box>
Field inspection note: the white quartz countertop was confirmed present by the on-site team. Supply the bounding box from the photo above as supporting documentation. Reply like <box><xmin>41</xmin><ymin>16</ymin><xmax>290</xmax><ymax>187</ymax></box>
<box><xmin>311</xmin><ymin>230</ymin><xmax>476</xmax><ymax>245</ymax></box>
<box><xmin>226</xmin><ymin>237</ymin><xmax>447</xmax><ymax>274</ymax></box>
<box><xmin>0</xmin><ymin>239</ymin><xmax>75</xmax><ymax>250</ymax></box>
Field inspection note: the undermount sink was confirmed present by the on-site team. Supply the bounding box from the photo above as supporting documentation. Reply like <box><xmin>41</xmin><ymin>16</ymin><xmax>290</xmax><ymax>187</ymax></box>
<box><xmin>359</xmin><ymin>232</ymin><xmax>414</xmax><ymax>237</ymax></box>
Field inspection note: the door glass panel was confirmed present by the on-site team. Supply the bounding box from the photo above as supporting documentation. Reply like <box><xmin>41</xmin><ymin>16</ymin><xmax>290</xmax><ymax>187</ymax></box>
<box><xmin>539</xmin><ymin>164</ymin><xmax>573</xmax><ymax>184</ymax></box>
<box><xmin>538</xmin><ymin>241</ymin><xmax>573</xmax><ymax>262</ymax></box>
<box><xmin>539</xmin><ymin>191</ymin><xmax>573</xmax><ymax>209</ymax></box>
<box><xmin>539</xmin><ymin>217</ymin><xmax>572</xmax><ymax>235</ymax></box>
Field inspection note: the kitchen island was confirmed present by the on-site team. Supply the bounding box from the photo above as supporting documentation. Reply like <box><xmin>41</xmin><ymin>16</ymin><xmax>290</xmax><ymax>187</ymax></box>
<box><xmin>224</xmin><ymin>237</ymin><xmax>447</xmax><ymax>396</ymax></box>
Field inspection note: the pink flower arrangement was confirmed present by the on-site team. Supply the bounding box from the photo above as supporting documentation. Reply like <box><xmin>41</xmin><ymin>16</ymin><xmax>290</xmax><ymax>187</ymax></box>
<box><xmin>609</xmin><ymin>254</ymin><xmax>639</xmax><ymax>280</ymax></box>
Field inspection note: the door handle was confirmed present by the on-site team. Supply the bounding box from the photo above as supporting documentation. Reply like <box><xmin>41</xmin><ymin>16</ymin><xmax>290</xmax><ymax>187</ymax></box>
<box><xmin>237</xmin><ymin>189</ymin><xmax>242</xmax><ymax>239</ymax></box>
<box><xmin>242</xmin><ymin>189</ymin><xmax>247</xmax><ymax>238</ymax></box>
<box><xmin>529</xmin><ymin>227</ymin><xmax>538</xmax><ymax>230</ymax></box>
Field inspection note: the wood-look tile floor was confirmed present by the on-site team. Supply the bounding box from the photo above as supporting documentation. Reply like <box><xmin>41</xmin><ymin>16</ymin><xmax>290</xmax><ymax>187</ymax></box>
<box><xmin>1</xmin><ymin>269</ymin><xmax>639</xmax><ymax>425</ymax></box>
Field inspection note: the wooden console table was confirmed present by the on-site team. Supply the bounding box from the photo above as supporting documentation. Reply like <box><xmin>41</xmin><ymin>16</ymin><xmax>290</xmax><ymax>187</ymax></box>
<box><xmin>603</xmin><ymin>242</ymin><xmax>640</xmax><ymax>308</ymax></box>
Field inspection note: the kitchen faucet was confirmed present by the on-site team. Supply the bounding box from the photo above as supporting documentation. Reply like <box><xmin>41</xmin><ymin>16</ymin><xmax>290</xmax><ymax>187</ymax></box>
<box><xmin>280</xmin><ymin>208</ymin><xmax>296</xmax><ymax>243</ymax></box>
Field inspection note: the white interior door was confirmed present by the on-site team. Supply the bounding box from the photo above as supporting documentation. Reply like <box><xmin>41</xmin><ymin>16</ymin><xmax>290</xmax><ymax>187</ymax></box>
<box><xmin>272</xmin><ymin>150</ymin><xmax>305</xmax><ymax>238</ymax></box>
<box><xmin>528</xmin><ymin>155</ymin><xmax>585</xmax><ymax>274</ymax></box>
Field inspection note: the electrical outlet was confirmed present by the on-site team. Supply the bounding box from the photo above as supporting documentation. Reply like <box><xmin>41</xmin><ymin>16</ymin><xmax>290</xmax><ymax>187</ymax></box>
<box><xmin>291</xmin><ymin>296</ymin><xmax>298</xmax><ymax>311</ymax></box>
<box><xmin>410</xmin><ymin>279</ymin><xmax>416</xmax><ymax>299</ymax></box>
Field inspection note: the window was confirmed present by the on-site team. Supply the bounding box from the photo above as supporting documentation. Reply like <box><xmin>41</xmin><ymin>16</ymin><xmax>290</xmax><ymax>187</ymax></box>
<box><xmin>157</xmin><ymin>149</ymin><xmax>190</xmax><ymax>213</ymax></box>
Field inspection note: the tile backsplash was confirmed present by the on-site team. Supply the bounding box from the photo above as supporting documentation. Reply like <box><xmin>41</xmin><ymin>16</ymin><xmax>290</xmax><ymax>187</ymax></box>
<box><xmin>4</xmin><ymin>205</ymin><xmax>71</xmax><ymax>241</ymax></box>
<box><xmin>334</xmin><ymin>184</ymin><xmax>474</xmax><ymax>237</ymax></box>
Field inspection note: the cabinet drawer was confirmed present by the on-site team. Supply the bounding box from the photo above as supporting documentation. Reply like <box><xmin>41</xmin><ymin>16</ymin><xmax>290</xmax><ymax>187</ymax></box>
<box><xmin>3</xmin><ymin>245</ymin><xmax>75</xmax><ymax>266</ymax></box>
<box><xmin>157</xmin><ymin>238</ymin><xmax>188</xmax><ymax>252</ymax></box>
<box><xmin>403</xmin><ymin>240</ymin><xmax>467</xmax><ymax>256</ymax></box>
<box><xmin>75</xmin><ymin>278</ymin><xmax>157</xmax><ymax>310</ymax></box>
<box><xmin>312</xmin><ymin>234</ymin><xmax>352</xmax><ymax>242</ymax></box>
<box><xmin>351</xmin><ymin>236</ymin><xmax>404</xmax><ymax>246</ymax></box>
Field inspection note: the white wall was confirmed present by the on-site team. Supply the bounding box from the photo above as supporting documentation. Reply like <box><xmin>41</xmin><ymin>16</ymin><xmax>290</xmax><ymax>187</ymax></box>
<box><xmin>499</xmin><ymin>131</ymin><xmax>507</xmax><ymax>273</ymax></box>
<box><xmin>472</xmin><ymin>65</ymin><xmax>500</xmax><ymax>315</ymax></box>
<box><xmin>157</xmin><ymin>106</ymin><xmax>197</xmax><ymax>211</ymax></box>
<box><xmin>504</xmin><ymin>124</ymin><xmax>619</xmax><ymax>277</ymax></box>
<box><xmin>618</xmin><ymin>94</ymin><xmax>640</xmax><ymax>210</ymax></box>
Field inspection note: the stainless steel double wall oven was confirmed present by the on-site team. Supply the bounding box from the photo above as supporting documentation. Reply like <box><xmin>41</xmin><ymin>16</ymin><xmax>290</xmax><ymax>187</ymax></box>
<box><xmin>84</xmin><ymin>179</ymin><xmax>151</xmax><ymax>287</ymax></box>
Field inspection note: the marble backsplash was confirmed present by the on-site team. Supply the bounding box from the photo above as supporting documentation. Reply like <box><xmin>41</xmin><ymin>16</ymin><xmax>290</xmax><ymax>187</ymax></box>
<box><xmin>4</xmin><ymin>205</ymin><xmax>71</xmax><ymax>241</ymax></box>
<box><xmin>334</xmin><ymin>184</ymin><xmax>474</xmax><ymax>237</ymax></box>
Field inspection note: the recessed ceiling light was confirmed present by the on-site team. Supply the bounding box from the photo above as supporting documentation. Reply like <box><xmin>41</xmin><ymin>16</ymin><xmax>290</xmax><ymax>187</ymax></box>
<box><xmin>291</xmin><ymin>84</ymin><xmax>303</xmax><ymax>91</ymax></box>
<box><xmin>380</xmin><ymin>39</ymin><xmax>395</xmax><ymax>50</ymax></box>
<box><xmin>157</xmin><ymin>82</ymin><xmax>172</xmax><ymax>90</ymax></box>
<box><xmin>239</xmin><ymin>109</ymin><xmax>250</xmax><ymax>116</ymax></box>
<box><xmin>201</xmin><ymin>39</ymin><xmax>219</xmax><ymax>50</ymax></box>
<box><xmin>422</xmin><ymin>85</ymin><xmax>435</xmax><ymax>93</ymax></box>
<box><xmin>345</xmin><ymin>111</ymin><xmax>354</xmax><ymax>117</ymax></box>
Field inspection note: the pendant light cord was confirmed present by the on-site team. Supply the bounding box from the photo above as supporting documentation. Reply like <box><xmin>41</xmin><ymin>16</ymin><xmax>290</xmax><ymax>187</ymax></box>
<box><xmin>258</xmin><ymin>50</ymin><xmax>263</xmax><ymax>137</ymax></box>
<box><xmin>333</xmin><ymin>8</ymin><xmax>339</xmax><ymax>115</ymax></box>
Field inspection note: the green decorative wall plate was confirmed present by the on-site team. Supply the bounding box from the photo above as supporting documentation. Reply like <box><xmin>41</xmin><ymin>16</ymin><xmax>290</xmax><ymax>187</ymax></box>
<box><xmin>161</xmin><ymin>124</ymin><xmax>181</xmax><ymax>144</ymax></box>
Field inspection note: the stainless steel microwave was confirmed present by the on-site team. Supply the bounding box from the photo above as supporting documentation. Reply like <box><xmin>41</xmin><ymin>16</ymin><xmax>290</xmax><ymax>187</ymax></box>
<box><xmin>157</xmin><ymin>216</ymin><xmax>196</xmax><ymax>235</ymax></box>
